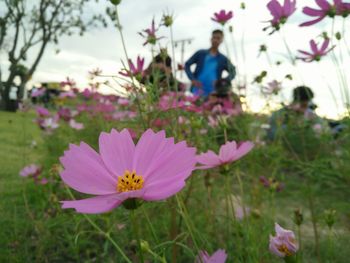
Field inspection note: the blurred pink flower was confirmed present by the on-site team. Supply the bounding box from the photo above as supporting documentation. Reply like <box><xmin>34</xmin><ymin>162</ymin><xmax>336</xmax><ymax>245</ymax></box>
<box><xmin>59</xmin><ymin>129</ymin><xmax>197</xmax><ymax>214</ymax></box>
<box><xmin>31</xmin><ymin>88</ymin><xmax>45</xmax><ymax>97</ymax></box>
<box><xmin>41</xmin><ymin>115</ymin><xmax>60</xmax><ymax>131</ymax></box>
<box><xmin>59</xmin><ymin>90</ymin><xmax>76</xmax><ymax>99</ymax></box>
<box><xmin>195</xmin><ymin>249</ymin><xmax>227</xmax><ymax>263</ymax></box>
<box><xmin>20</xmin><ymin>164</ymin><xmax>41</xmax><ymax>177</ymax></box>
<box><xmin>269</xmin><ymin>223</ymin><xmax>298</xmax><ymax>257</ymax></box>
<box><xmin>58</xmin><ymin>107</ymin><xmax>72</xmax><ymax>121</ymax></box>
<box><xmin>300</xmin><ymin>0</ymin><xmax>350</xmax><ymax>27</ymax></box>
<box><xmin>139</xmin><ymin>19</ymin><xmax>163</xmax><ymax>46</ymax></box>
<box><xmin>266</xmin><ymin>0</ymin><xmax>296</xmax><ymax>33</ymax></box>
<box><xmin>197</xmin><ymin>141</ymin><xmax>254</xmax><ymax>169</ymax></box>
<box><xmin>211</xmin><ymin>10</ymin><xmax>233</xmax><ymax>25</ymax></box>
<box><xmin>297</xmin><ymin>38</ymin><xmax>335</xmax><ymax>62</ymax></box>
<box><xmin>60</xmin><ymin>77</ymin><xmax>76</xmax><ymax>87</ymax></box>
<box><xmin>36</xmin><ymin>106</ymin><xmax>50</xmax><ymax>117</ymax></box>
<box><xmin>119</xmin><ymin>56</ymin><xmax>145</xmax><ymax>81</ymax></box>
<box><xmin>69</xmin><ymin>119</ymin><xmax>84</xmax><ymax>130</ymax></box>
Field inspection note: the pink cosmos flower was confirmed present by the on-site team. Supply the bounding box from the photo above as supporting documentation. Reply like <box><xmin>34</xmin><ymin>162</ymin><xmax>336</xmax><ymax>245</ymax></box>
<box><xmin>59</xmin><ymin>129</ymin><xmax>197</xmax><ymax>214</ymax></box>
<box><xmin>119</xmin><ymin>56</ymin><xmax>145</xmax><ymax>81</ymax></box>
<box><xmin>195</xmin><ymin>249</ymin><xmax>227</xmax><ymax>263</ymax></box>
<box><xmin>297</xmin><ymin>38</ymin><xmax>335</xmax><ymax>62</ymax></box>
<box><xmin>266</xmin><ymin>0</ymin><xmax>296</xmax><ymax>33</ymax></box>
<box><xmin>36</xmin><ymin>106</ymin><xmax>50</xmax><ymax>117</ymax></box>
<box><xmin>69</xmin><ymin>119</ymin><xmax>84</xmax><ymax>130</ymax></box>
<box><xmin>197</xmin><ymin>141</ymin><xmax>254</xmax><ymax>169</ymax></box>
<box><xmin>300</xmin><ymin>0</ymin><xmax>350</xmax><ymax>27</ymax></box>
<box><xmin>139</xmin><ymin>19</ymin><xmax>163</xmax><ymax>46</ymax></box>
<box><xmin>41</xmin><ymin>115</ymin><xmax>60</xmax><ymax>131</ymax></box>
<box><xmin>211</xmin><ymin>10</ymin><xmax>233</xmax><ymax>26</ymax></box>
<box><xmin>269</xmin><ymin>223</ymin><xmax>298</xmax><ymax>257</ymax></box>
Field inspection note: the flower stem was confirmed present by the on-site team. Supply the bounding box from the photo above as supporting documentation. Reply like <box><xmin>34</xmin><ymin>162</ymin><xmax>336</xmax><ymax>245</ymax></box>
<box><xmin>131</xmin><ymin>210</ymin><xmax>145</xmax><ymax>263</ymax></box>
<box><xmin>175</xmin><ymin>195</ymin><xmax>200</xmax><ymax>254</ymax></box>
<box><xmin>65</xmin><ymin>188</ymin><xmax>132</xmax><ymax>263</ymax></box>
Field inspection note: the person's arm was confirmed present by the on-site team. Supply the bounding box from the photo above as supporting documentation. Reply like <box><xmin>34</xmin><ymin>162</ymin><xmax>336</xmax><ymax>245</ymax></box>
<box><xmin>184</xmin><ymin>51</ymin><xmax>200</xmax><ymax>81</ymax></box>
<box><xmin>224</xmin><ymin>58</ymin><xmax>236</xmax><ymax>82</ymax></box>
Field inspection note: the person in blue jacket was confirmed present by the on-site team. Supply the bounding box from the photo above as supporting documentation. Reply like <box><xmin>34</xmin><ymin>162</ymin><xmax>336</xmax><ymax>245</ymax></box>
<box><xmin>184</xmin><ymin>29</ymin><xmax>236</xmax><ymax>98</ymax></box>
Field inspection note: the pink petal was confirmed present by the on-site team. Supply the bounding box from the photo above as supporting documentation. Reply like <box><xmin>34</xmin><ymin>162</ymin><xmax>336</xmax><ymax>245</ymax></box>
<box><xmin>209</xmin><ymin>249</ymin><xmax>227</xmax><ymax>263</ymax></box>
<box><xmin>60</xmin><ymin>143</ymin><xmax>117</xmax><ymax>195</ymax></box>
<box><xmin>320</xmin><ymin>38</ymin><xmax>330</xmax><ymax>53</ymax></box>
<box><xmin>99</xmin><ymin>129</ymin><xmax>135</xmax><ymax>177</ymax></box>
<box><xmin>268</xmin><ymin>0</ymin><xmax>283</xmax><ymax>18</ymax></box>
<box><xmin>299</xmin><ymin>15</ymin><xmax>325</xmax><ymax>26</ymax></box>
<box><xmin>196</xmin><ymin>150</ymin><xmax>221</xmax><ymax>167</ymax></box>
<box><xmin>61</xmin><ymin>194</ymin><xmax>122</xmax><ymax>214</ymax></box>
<box><xmin>316</xmin><ymin>0</ymin><xmax>331</xmax><ymax>9</ymax></box>
<box><xmin>144</xmin><ymin>140</ymin><xmax>196</xmax><ymax>183</ymax></box>
<box><xmin>303</xmin><ymin>6</ymin><xmax>325</xmax><ymax>16</ymax></box>
<box><xmin>227</xmin><ymin>141</ymin><xmax>254</xmax><ymax>162</ymax></box>
<box><xmin>310</xmin><ymin>40</ymin><xmax>319</xmax><ymax>53</ymax></box>
<box><xmin>219</xmin><ymin>141</ymin><xmax>237</xmax><ymax>163</ymax></box>
<box><xmin>132</xmin><ymin>129</ymin><xmax>167</xmax><ymax>176</ymax></box>
<box><xmin>142</xmin><ymin>176</ymin><xmax>186</xmax><ymax>201</ymax></box>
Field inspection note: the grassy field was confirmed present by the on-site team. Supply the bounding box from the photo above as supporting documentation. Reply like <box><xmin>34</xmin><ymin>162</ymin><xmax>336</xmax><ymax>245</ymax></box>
<box><xmin>1</xmin><ymin>110</ymin><xmax>350</xmax><ymax>262</ymax></box>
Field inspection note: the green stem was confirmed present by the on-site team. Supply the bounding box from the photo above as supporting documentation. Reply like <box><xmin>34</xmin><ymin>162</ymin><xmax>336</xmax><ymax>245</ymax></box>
<box><xmin>307</xmin><ymin>187</ymin><xmax>321</xmax><ymax>263</ymax></box>
<box><xmin>175</xmin><ymin>195</ymin><xmax>200</xmax><ymax>254</ymax></box>
<box><xmin>141</xmin><ymin>206</ymin><xmax>159</xmax><ymax>243</ymax></box>
<box><xmin>66</xmin><ymin>188</ymin><xmax>132</xmax><ymax>263</ymax></box>
<box><xmin>131</xmin><ymin>210</ymin><xmax>145</xmax><ymax>263</ymax></box>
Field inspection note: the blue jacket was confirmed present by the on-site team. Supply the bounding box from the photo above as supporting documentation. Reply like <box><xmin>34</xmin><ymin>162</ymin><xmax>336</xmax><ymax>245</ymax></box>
<box><xmin>184</xmin><ymin>49</ymin><xmax>236</xmax><ymax>82</ymax></box>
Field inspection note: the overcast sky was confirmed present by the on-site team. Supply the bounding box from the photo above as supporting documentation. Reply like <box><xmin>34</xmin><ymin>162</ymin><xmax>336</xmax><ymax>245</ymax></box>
<box><xmin>2</xmin><ymin>0</ymin><xmax>350</xmax><ymax>118</ymax></box>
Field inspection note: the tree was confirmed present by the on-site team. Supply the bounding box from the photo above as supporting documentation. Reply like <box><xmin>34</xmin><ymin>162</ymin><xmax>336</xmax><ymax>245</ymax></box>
<box><xmin>0</xmin><ymin>0</ymin><xmax>107</xmax><ymax>110</ymax></box>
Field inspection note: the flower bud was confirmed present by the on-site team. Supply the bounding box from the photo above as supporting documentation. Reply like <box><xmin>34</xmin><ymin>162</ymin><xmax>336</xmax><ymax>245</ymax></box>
<box><xmin>110</xmin><ymin>0</ymin><xmax>121</xmax><ymax>5</ymax></box>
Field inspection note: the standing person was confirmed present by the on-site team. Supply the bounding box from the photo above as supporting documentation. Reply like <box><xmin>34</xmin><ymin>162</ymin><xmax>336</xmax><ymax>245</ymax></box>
<box><xmin>184</xmin><ymin>29</ymin><xmax>236</xmax><ymax>98</ymax></box>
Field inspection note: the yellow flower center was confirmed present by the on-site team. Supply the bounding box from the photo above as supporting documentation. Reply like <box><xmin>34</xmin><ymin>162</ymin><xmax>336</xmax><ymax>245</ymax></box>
<box><xmin>117</xmin><ymin>170</ymin><xmax>144</xmax><ymax>192</ymax></box>
<box><xmin>277</xmin><ymin>244</ymin><xmax>292</xmax><ymax>257</ymax></box>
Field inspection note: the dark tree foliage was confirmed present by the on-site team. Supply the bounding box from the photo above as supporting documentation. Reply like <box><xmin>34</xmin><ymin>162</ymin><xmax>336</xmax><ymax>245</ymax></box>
<box><xmin>0</xmin><ymin>0</ymin><xmax>108</xmax><ymax>110</ymax></box>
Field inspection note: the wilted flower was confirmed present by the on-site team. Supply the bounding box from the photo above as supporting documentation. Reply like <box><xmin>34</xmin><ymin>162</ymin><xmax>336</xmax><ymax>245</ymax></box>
<box><xmin>259</xmin><ymin>176</ymin><xmax>285</xmax><ymax>192</ymax></box>
<box><xmin>293</xmin><ymin>209</ymin><xmax>303</xmax><ymax>226</ymax></box>
<box><xmin>265</xmin><ymin>0</ymin><xmax>296</xmax><ymax>33</ymax></box>
<box><xmin>19</xmin><ymin>164</ymin><xmax>47</xmax><ymax>184</ymax></box>
<box><xmin>195</xmin><ymin>249</ymin><xmax>227</xmax><ymax>263</ymax></box>
<box><xmin>196</xmin><ymin>141</ymin><xmax>254</xmax><ymax>170</ymax></box>
<box><xmin>269</xmin><ymin>223</ymin><xmax>298</xmax><ymax>258</ymax></box>
<box><xmin>263</xmin><ymin>80</ymin><xmax>282</xmax><ymax>95</ymax></box>
<box><xmin>300</xmin><ymin>0</ymin><xmax>350</xmax><ymax>27</ymax></box>
<box><xmin>59</xmin><ymin>129</ymin><xmax>196</xmax><ymax>213</ymax></box>
<box><xmin>139</xmin><ymin>19</ymin><xmax>163</xmax><ymax>46</ymax></box>
<box><xmin>20</xmin><ymin>164</ymin><xmax>41</xmax><ymax>177</ymax></box>
<box><xmin>119</xmin><ymin>56</ymin><xmax>145</xmax><ymax>81</ymax></box>
<box><xmin>323</xmin><ymin>209</ymin><xmax>337</xmax><ymax>228</ymax></box>
<box><xmin>211</xmin><ymin>10</ymin><xmax>233</xmax><ymax>26</ymax></box>
<box><xmin>297</xmin><ymin>38</ymin><xmax>335</xmax><ymax>62</ymax></box>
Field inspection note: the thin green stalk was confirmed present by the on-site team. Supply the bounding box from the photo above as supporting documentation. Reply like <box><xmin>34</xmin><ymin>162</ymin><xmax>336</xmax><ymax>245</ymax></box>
<box><xmin>307</xmin><ymin>187</ymin><xmax>321</xmax><ymax>263</ymax></box>
<box><xmin>131</xmin><ymin>210</ymin><xmax>145</xmax><ymax>263</ymax></box>
<box><xmin>175</xmin><ymin>195</ymin><xmax>200</xmax><ymax>254</ymax></box>
<box><xmin>115</xmin><ymin>6</ymin><xmax>147</xmax><ymax>129</ymax></box>
<box><xmin>66</xmin><ymin>188</ymin><xmax>132</xmax><ymax>263</ymax></box>
<box><xmin>141</xmin><ymin>206</ymin><xmax>159</xmax><ymax>243</ymax></box>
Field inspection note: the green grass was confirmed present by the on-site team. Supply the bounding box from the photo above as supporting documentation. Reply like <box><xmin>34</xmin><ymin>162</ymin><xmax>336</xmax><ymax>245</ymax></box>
<box><xmin>1</xmin><ymin>110</ymin><xmax>350</xmax><ymax>262</ymax></box>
